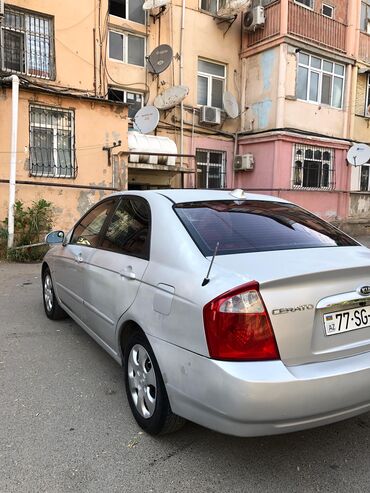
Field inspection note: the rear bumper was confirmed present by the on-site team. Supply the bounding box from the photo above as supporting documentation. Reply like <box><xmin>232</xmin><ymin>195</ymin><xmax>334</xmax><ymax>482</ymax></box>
<box><xmin>148</xmin><ymin>335</ymin><xmax>370</xmax><ymax>436</ymax></box>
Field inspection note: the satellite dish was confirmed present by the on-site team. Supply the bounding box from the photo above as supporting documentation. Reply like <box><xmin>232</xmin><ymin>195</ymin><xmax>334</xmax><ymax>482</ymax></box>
<box><xmin>347</xmin><ymin>143</ymin><xmax>370</xmax><ymax>166</ymax></box>
<box><xmin>154</xmin><ymin>85</ymin><xmax>189</xmax><ymax>110</ymax></box>
<box><xmin>217</xmin><ymin>0</ymin><xmax>251</xmax><ymax>17</ymax></box>
<box><xmin>133</xmin><ymin>105</ymin><xmax>159</xmax><ymax>134</ymax></box>
<box><xmin>223</xmin><ymin>91</ymin><xmax>239</xmax><ymax>119</ymax></box>
<box><xmin>147</xmin><ymin>44</ymin><xmax>173</xmax><ymax>75</ymax></box>
<box><xmin>143</xmin><ymin>0</ymin><xmax>169</xmax><ymax>9</ymax></box>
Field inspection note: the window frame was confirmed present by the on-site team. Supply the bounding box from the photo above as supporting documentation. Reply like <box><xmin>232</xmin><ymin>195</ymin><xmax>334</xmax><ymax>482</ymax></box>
<box><xmin>199</xmin><ymin>0</ymin><xmax>221</xmax><ymax>15</ymax></box>
<box><xmin>322</xmin><ymin>3</ymin><xmax>334</xmax><ymax>18</ymax></box>
<box><xmin>296</xmin><ymin>52</ymin><xmax>345</xmax><ymax>109</ymax></box>
<box><xmin>294</xmin><ymin>0</ymin><xmax>314</xmax><ymax>10</ymax></box>
<box><xmin>197</xmin><ymin>58</ymin><xmax>226</xmax><ymax>109</ymax></box>
<box><xmin>196</xmin><ymin>149</ymin><xmax>227</xmax><ymax>189</ymax></box>
<box><xmin>29</xmin><ymin>104</ymin><xmax>76</xmax><ymax>178</ymax></box>
<box><xmin>107</xmin><ymin>87</ymin><xmax>144</xmax><ymax>119</ymax></box>
<box><xmin>360</xmin><ymin>165</ymin><xmax>370</xmax><ymax>191</ymax></box>
<box><xmin>291</xmin><ymin>143</ymin><xmax>335</xmax><ymax>190</ymax></box>
<box><xmin>0</xmin><ymin>6</ymin><xmax>54</xmax><ymax>79</ymax></box>
<box><xmin>108</xmin><ymin>29</ymin><xmax>146</xmax><ymax>67</ymax></box>
<box><xmin>361</xmin><ymin>1</ymin><xmax>370</xmax><ymax>34</ymax></box>
<box><xmin>108</xmin><ymin>0</ymin><xmax>146</xmax><ymax>24</ymax></box>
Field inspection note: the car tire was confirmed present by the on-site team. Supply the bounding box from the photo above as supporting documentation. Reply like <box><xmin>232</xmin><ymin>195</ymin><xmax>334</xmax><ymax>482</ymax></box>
<box><xmin>124</xmin><ymin>331</ymin><xmax>185</xmax><ymax>435</ymax></box>
<box><xmin>42</xmin><ymin>267</ymin><xmax>68</xmax><ymax>320</ymax></box>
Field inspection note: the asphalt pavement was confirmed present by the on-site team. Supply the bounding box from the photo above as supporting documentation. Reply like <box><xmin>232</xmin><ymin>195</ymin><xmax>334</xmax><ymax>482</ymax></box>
<box><xmin>1</xmin><ymin>239</ymin><xmax>370</xmax><ymax>492</ymax></box>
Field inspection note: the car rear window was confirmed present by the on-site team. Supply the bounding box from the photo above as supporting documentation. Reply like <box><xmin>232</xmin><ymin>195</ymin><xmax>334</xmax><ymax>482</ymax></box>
<box><xmin>174</xmin><ymin>200</ymin><xmax>358</xmax><ymax>256</ymax></box>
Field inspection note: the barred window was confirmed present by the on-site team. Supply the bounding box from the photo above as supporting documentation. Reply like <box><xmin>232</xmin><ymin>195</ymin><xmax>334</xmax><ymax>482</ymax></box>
<box><xmin>0</xmin><ymin>7</ymin><xmax>54</xmax><ymax>79</ymax></box>
<box><xmin>292</xmin><ymin>144</ymin><xmax>334</xmax><ymax>189</ymax></box>
<box><xmin>30</xmin><ymin>105</ymin><xmax>75</xmax><ymax>178</ymax></box>
<box><xmin>196</xmin><ymin>149</ymin><xmax>226</xmax><ymax>188</ymax></box>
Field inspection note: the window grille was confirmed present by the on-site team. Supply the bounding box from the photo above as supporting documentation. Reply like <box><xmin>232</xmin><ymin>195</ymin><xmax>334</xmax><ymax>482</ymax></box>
<box><xmin>196</xmin><ymin>149</ymin><xmax>226</xmax><ymax>189</ymax></box>
<box><xmin>292</xmin><ymin>144</ymin><xmax>334</xmax><ymax>189</ymax></box>
<box><xmin>0</xmin><ymin>7</ymin><xmax>54</xmax><ymax>79</ymax></box>
<box><xmin>29</xmin><ymin>105</ymin><xmax>76</xmax><ymax>178</ymax></box>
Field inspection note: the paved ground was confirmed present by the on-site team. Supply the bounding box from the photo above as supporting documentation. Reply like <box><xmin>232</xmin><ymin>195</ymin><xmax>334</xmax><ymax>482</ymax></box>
<box><xmin>1</xmin><ymin>239</ymin><xmax>370</xmax><ymax>492</ymax></box>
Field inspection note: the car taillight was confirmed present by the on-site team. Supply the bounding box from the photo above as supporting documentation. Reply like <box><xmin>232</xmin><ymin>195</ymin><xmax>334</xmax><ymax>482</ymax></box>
<box><xmin>203</xmin><ymin>281</ymin><xmax>279</xmax><ymax>361</ymax></box>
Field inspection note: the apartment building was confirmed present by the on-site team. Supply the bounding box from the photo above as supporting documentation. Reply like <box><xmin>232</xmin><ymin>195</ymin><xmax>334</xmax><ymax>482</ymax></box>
<box><xmin>0</xmin><ymin>0</ymin><xmax>369</xmax><ymax>235</ymax></box>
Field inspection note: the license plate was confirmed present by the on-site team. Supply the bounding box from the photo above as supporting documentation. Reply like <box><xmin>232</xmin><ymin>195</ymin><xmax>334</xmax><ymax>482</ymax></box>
<box><xmin>324</xmin><ymin>306</ymin><xmax>370</xmax><ymax>336</ymax></box>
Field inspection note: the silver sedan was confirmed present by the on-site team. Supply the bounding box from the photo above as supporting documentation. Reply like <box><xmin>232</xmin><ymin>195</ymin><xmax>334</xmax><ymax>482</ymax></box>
<box><xmin>42</xmin><ymin>189</ymin><xmax>370</xmax><ymax>436</ymax></box>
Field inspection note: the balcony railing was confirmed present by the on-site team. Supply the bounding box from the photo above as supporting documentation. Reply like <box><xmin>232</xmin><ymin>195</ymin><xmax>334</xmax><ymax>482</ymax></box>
<box><xmin>359</xmin><ymin>32</ymin><xmax>370</xmax><ymax>63</ymax></box>
<box><xmin>246</xmin><ymin>1</ymin><xmax>281</xmax><ymax>47</ymax></box>
<box><xmin>288</xmin><ymin>1</ymin><xmax>346</xmax><ymax>53</ymax></box>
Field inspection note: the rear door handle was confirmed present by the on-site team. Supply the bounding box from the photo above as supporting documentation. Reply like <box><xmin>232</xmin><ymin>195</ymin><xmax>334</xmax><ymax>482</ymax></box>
<box><xmin>74</xmin><ymin>253</ymin><xmax>83</xmax><ymax>263</ymax></box>
<box><xmin>120</xmin><ymin>266</ymin><xmax>136</xmax><ymax>280</ymax></box>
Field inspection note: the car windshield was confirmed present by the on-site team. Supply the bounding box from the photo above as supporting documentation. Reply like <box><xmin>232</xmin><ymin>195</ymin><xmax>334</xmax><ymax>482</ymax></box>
<box><xmin>174</xmin><ymin>200</ymin><xmax>358</xmax><ymax>256</ymax></box>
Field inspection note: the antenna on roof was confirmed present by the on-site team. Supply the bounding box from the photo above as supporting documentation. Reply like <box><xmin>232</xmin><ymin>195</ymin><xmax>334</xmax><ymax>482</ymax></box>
<box><xmin>202</xmin><ymin>242</ymin><xmax>220</xmax><ymax>287</ymax></box>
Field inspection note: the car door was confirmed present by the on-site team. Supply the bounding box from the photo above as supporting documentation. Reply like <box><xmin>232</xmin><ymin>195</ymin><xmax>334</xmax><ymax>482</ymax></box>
<box><xmin>53</xmin><ymin>198</ymin><xmax>116</xmax><ymax>324</ymax></box>
<box><xmin>82</xmin><ymin>196</ymin><xmax>151</xmax><ymax>347</ymax></box>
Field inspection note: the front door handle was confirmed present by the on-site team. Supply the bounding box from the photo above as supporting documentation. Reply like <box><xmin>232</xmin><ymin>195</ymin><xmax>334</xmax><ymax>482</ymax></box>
<box><xmin>120</xmin><ymin>266</ymin><xmax>136</xmax><ymax>280</ymax></box>
<box><xmin>74</xmin><ymin>253</ymin><xmax>83</xmax><ymax>263</ymax></box>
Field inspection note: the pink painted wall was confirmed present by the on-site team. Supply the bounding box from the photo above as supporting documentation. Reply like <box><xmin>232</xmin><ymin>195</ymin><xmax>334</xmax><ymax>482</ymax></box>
<box><xmin>235</xmin><ymin>134</ymin><xmax>351</xmax><ymax>221</ymax></box>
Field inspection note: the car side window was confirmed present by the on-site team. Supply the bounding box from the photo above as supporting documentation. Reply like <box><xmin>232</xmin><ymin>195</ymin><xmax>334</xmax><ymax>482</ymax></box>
<box><xmin>70</xmin><ymin>200</ymin><xmax>115</xmax><ymax>247</ymax></box>
<box><xmin>101</xmin><ymin>197</ymin><xmax>150</xmax><ymax>258</ymax></box>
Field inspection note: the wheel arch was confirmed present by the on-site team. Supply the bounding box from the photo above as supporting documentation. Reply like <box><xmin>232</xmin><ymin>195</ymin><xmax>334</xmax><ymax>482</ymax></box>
<box><xmin>118</xmin><ymin>320</ymin><xmax>146</xmax><ymax>364</ymax></box>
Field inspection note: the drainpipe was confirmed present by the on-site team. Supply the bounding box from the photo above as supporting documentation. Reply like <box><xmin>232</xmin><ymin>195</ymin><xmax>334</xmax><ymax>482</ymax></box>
<box><xmin>3</xmin><ymin>75</ymin><xmax>20</xmax><ymax>249</ymax></box>
<box><xmin>179</xmin><ymin>0</ymin><xmax>185</xmax><ymax>170</ymax></box>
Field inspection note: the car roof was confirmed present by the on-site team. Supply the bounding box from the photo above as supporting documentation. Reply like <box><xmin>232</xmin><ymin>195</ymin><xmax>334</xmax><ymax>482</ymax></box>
<box><xmin>112</xmin><ymin>189</ymin><xmax>291</xmax><ymax>204</ymax></box>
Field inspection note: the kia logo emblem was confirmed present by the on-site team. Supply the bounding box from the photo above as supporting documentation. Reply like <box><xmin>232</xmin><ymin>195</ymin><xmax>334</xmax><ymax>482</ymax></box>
<box><xmin>358</xmin><ymin>286</ymin><xmax>370</xmax><ymax>296</ymax></box>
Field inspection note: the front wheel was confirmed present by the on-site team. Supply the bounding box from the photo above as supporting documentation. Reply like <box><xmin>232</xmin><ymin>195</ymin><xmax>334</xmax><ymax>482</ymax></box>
<box><xmin>124</xmin><ymin>331</ymin><xmax>185</xmax><ymax>435</ymax></box>
<box><xmin>42</xmin><ymin>267</ymin><xmax>68</xmax><ymax>320</ymax></box>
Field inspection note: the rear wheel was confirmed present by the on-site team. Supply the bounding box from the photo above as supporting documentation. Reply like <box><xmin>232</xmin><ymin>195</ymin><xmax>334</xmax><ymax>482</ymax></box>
<box><xmin>42</xmin><ymin>268</ymin><xmax>68</xmax><ymax>320</ymax></box>
<box><xmin>124</xmin><ymin>331</ymin><xmax>185</xmax><ymax>435</ymax></box>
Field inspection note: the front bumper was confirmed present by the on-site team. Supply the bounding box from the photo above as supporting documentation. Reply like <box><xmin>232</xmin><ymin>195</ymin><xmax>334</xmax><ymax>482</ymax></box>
<box><xmin>148</xmin><ymin>335</ymin><xmax>370</xmax><ymax>436</ymax></box>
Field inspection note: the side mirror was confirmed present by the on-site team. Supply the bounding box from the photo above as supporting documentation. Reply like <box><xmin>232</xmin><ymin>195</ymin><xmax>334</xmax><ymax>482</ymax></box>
<box><xmin>45</xmin><ymin>230</ymin><xmax>65</xmax><ymax>244</ymax></box>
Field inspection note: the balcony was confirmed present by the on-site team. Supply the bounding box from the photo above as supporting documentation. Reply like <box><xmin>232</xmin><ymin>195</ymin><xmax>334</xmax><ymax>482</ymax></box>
<box><xmin>245</xmin><ymin>1</ymin><xmax>347</xmax><ymax>54</ymax></box>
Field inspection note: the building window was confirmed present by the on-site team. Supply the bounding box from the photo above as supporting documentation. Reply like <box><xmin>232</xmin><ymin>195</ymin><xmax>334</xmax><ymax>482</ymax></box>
<box><xmin>0</xmin><ymin>7</ymin><xmax>54</xmax><ymax>79</ymax></box>
<box><xmin>296</xmin><ymin>52</ymin><xmax>345</xmax><ymax>109</ymax></box>
<box><xmin>322</xmin><ymin>4</ymin><xmax>334</xmax><ymax>18</ymax></box>
<box><xmin>361</xmin><ymin>1</ymin><xmax>370</xmax><ymax>33</ymax></box>
<box><xmin>360</xmin><ymin>166</ymin><xmax>370</xmax><ymax>191</ymax></box>
<box><xmin>200</xmin><ymin>0</ymin><xmax>220</xmax><ymax>14</ymax></box>
<box><xmin>29</xmin><ymin>105</ymin><xmax>75</xmax><ymax>178</ymax></box>
<box><xmin>107</xmin><ymin>87</ymin><xmax>143</xmax><ymax>119</ymax></box>
<box><xmin>197</xmin><ymin>59</ymin><xmax>226</xmax><ymax>109</ymax></box>
<box><xmin>108</xmin><ymin>0</ymin><xmax>145</xmax><ymax>24</ymax></box>
<box><xmin>109</xmin><ymin>31</ymin><xmax>145</xmax><ymax>67</ymax></box>
<box><xmin>196</xmin><ymin>149</ymin><xmax>226</xmax><ymax>188</ymax></box>
<box><xmin>292</xmin><ymin>144</ymin><xmax>334</xmax><ymax>189</ymax></box>
<box><xmin>295</xmin><ymin>0</ymin><xmax>313</xmax><ymax>8</ymax></box>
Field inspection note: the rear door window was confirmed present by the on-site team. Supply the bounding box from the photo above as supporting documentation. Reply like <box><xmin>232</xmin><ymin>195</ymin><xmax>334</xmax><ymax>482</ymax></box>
<box><xmin>101</xmin><ymin>197</ymin><xmax>150</xmax><ymax>259</ymax></box>
<box><xmin>174</xmin><ymin>200</ymin><xmax>358</xmax><ymax>256</ymax></box>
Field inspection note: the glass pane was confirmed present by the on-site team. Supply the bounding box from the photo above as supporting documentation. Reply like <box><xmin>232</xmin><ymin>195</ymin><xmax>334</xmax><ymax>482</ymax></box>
<box><xmin>309</xmin><ymin>72</ymin><xmax>319</xmax><ymax>101</ymax></box>
<box><xmin>3</xmin><ymin>30</ymin><xmax>24</xmax><ymax>72</ymax></box>
<box><xmin>299</xmin><ymin>52</ymin><xmax>309</xmax><ymax>65</ymax></box>
<box><xmin>57</xmin><ymin>130</ymin><xmax>72</xmax><ymax>176</ymax></box>
<box><xmin>26</xmin><ymin>16</ymin><xmax>51</xmax><ymax>78</ymax></box>
<box><xmin>71</xmin><ymin>201</ymin><xmax>114</xmax><ymax>247</ymax></box>
<box><xmin>127</xmin><ymin>35</ymin><xmax>145</xmax><ymax>66</ymax></box>
<box><xmin>323</xmin><ymin>61</ymin><xmax>333</xmax><ymax>73</ymax></box>
<box><xmin>332</xmin><ymin>77</ymin><xmax>343</xmax><ymax>108</ymax></box>
<box><xmin>295</xmin><ymin>0</ymin><xmax>312</xmax><ymax>6</ymax></box>
<box><xmin>198</xmin><ymin>59</ymin><xmax>225</xmax><ymax>77</ymax></box>
<box><xmin>297</xmin><ymin>66</ymin><xmax>308</xmax><ymax>100</ymax></box>
<box><xmin>361</xmin><ymin>2</ymin><xmax>367</xmax><ymax>31</ymax></box>
<box><xmin>360</xmin><ymin>166</ymin><xmax>370</xmax><ymax>191</ymax></box>
<box><xmin>127</xmin><ymin>92</ymin><xmax>142</xmax><ymax>118</ymax></box>
<box><xmin>311</xmin><ymin>56</ymin><xmax>321</xmax><ymax>69</ymax></box>
<box><xmin>294</xmin><ymin>161</ymin><xmax>303</xmax><ymax>186</ymax></box>
<box><xmin>109</xmin><ymin>0</ymin><xmax>126</xmax><ymax>17</ymax></box>
<box><xmin>174</xmin><ymin>201</ymin><xmax>357</xmax><ymax>257</ymax></box>
<box><xmin>197</xmin><ymin>76</ymin><xmax>208</xmax><ymax>105</ymax></box>
<box><xmin>109</xmin><ymin>31</ymin><xmax>124</xmax><ymax>60</ymax></box>
<box><xmin>129</xmin><ymin>0</ymin><xmax>145</xmax><ymax>24</ymax></box>
<box><xmin>334</xmin><ymin>64</ymin><xmax>344</xmax><ymax>76</ymax></box>
<box><xmin>322</xmin><ymin>164</ymin><xmax>330</xmax><ymax>187</ymax></box>
<box><xmin>107</xmin><ymin>88</ymin><xmax>125</xmax><ymax>102</ymax></box>
<box><xmin>30</xmin><ymin>128</ymin><xmax>53</xmax><ymax>175</ymax></box>
<box><xmin>321</xmin><ymin>74</ymin><xmax>332</xmax><ymax>105</ymax></box>
<box><xmin>102</xmin><ymin>198</ymin><xmax>150</xmax><ymax>257</ymax></box>
<box><xmin>211</xmin><ymin>78</ymin><xmax>223</xmax><ymax>108</ymax></box>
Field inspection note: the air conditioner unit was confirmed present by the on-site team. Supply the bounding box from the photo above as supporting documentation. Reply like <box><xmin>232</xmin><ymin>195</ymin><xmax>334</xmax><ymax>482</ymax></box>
<box><xmin>243</xmin><ymin>6</ymin><xmax>265</xmax><ymax>31</ymax></box>
<box><xmin>199</xmin><ymin>106</ymin><xmax>222</xmax><ymax>125</ymax></box>
<box><xmin>233</xmin><ymin>154</ymin><xmax>254</xmax><ymax>171</ymax></box>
